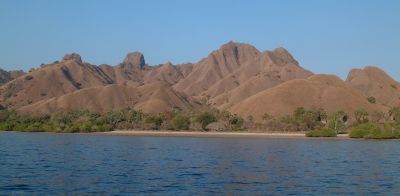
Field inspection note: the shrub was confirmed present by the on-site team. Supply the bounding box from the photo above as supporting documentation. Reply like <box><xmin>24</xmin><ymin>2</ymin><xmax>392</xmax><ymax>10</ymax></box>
<box><xmin>24</xmin><ymin>75</ymin><xmax>33</xmax><ymax>80</ymax></box>
<box><xmin>79</xmin><ymin>122</ymin><xmax>92</xmax><ymax>132</ymax></box>
<box><xmin>349</xmin><ymin>122</ymin><xmax>400</xmax><ymax>139</ymax></box>
<box><xmin>306</xmin><ymin>128</ymin><xmax>337</xmax><ymax>137</ymax></box>
<box><xmin>145</xmin><ymin>114</ymin><xmax>164</xmax><ymax>130</ymax></box>
<box><xmin>171</xmin><ymin>114</ymin><xmax>190</xmax><ymax>130</ymax></box>
<box><xmin>367</xmin><ymin>97</ymin><xmax>376</xmax><ymax>104</ymax></box>
<box><xmin>350</xmin><ymin>123</ymin><xmax>379</xmax><ymax>138</ymax></box>
<box><xmin>262</xmin><ymin>113</ymin><xmax>273</xmax><ymax>122</ymax></box>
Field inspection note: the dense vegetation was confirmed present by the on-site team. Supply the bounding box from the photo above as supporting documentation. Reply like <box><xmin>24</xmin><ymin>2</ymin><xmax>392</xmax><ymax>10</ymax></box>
<box><xmin>0</xmin><ymin>108</ymin><xmax>245</xmax><ymax>133</ymax></box>
<box><xmin>1</xmin><ymin>106</ymin><xmax>399</xmax><ymax>139</ymax></box>
<box><xmin>0</xmin><ymin>110</ymin><xmax>113</xmax><ymax>132</ymax></box>
<box><xmin>256</xmin><ymin>106</ymin><xmax>400</xmax><ymax>138</ymax></box>
<box><xmin>347</xmin><ymin>107</ymin><xmax>400</xmax><ymax>139</ymax></box>
<box><xmin>350</xmin><ymin>123</ymin><xmax>400</xmax><ymax>139</ymax></box>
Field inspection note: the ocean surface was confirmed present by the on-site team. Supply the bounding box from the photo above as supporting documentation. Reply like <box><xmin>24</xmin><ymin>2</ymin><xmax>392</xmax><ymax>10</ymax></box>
<box><xmin>1</xmin><ymin>131</ymin><xmax>400</xmax><ymax>195</ymax></box>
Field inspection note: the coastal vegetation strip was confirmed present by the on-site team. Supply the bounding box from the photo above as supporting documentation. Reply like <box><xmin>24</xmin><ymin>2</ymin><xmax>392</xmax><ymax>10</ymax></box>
<box><xmin>1</xmin><ymin>106</ymin><xmax>399</xmax><ymax>139</ymax></box>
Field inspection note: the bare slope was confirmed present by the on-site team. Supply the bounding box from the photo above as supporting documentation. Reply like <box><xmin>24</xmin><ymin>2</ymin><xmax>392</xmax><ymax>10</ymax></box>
<box><xmin>173</xmin><ymin>41</ymin><xmax>261</xmax><ymax>96</ymax></box>
<box><xmin>143</xmin><ymin>62</ymin><xmax>184</xmax><ymax>85</ymax></box>
<box><xmin>18</xmin><ymin>82</ymin><xmax>201</xmax><ymax>115</ymax></box>
<box><xmin>230</xmin><ymin>74</ymin><xmax>386</xmax><ymax>122</ymax></box>
<box><xmin>346</xmin><ymin>66</ymin><xmax>400</xmax><ymax>107</ymax></box>
<box><xmin>0</xmin><ymin>53</ymin><xmax>113</xmax><ymax>108</ymax></box>
<box><xmin>206</xmin><ymin>48</ymin><xmax>313</xmax><ymax>108</ymax></box>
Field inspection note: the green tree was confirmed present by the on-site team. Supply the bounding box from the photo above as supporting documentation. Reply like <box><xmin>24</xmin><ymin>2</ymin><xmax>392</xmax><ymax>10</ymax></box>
<box><xmin>220</xmin><ymin>110</ymin><xmax>233</xmax><ymax>121</ymax></box>
<box><xmin>171</xmin><ymin>114</ymin><xmax>190</xmax><ymax>130</ymax></box>
<box><xmin>229</xmin><ymin>115</ymin><xmax>244</xmax><ymax>131</ymax></box>
<box><xmin>246</xmin><ymin>115</ymin><xmax>254</xmax><ymax>128</ymax></box>
<box><xmin>126</xmin><ymin>109</ymin><xmax>144</xmax><ymax>127</ymax></box>
<box><xmin>315</xmin><ymin>109</ymin><xmax>328</xmax><ymax>123</ymax></box>
<box><xmin>389</xmin><ymin>107</ymin><xmax>400</xmax><ymax>124</ymax></box>
<box><xmin>262</xmin><ymin>113</ymin><xmax>273</xmax><ymax>122</ymax></box>
<box><xmin>371</xmin><ymin>111</ymin><xmax>385</xmax><ymax>123</ymax></box>
<box><xmin>355</xmin><ymin>109</ymin><xmax>369</xmax><ymax>124</ymax></box>
<box><xmin>196</xmin><ymin>112</ymin><xmax>217</xmax><ymax>130</ymax></box>
<box><xmin>145</xmin><ymin>113</ymin><xmax>164</xmax><ymax>130</ymax></box>
<box><xmin>328</xmin><ymin>111</ymin><xmax>347</xmax><ymax>134</ymax></box>
<box><xmin>292</xmin><ymin>107</ymin><xmax>320</xmax><ymax>131</ymax></box>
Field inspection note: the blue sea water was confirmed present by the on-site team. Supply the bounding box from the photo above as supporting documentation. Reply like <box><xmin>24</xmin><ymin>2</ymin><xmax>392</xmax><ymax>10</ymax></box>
<box><xmin>1</xmin><ymin>131</ymin><xmax>400</xmax><ymax>195</ymax></box>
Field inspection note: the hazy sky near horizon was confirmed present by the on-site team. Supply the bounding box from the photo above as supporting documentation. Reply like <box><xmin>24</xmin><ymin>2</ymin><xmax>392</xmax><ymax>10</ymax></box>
<box><xmin>0</xmin><ymin>0</ymin><xmax>399</xmax><ymax>80</ymax></box>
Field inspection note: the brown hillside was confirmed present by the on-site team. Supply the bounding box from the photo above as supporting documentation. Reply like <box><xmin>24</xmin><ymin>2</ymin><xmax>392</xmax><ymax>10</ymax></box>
<box><xmin>3</xmin><ymin>42</ymin><xmax>399</xmax><ymax>122</ymax></box>
<box><xmin>17</xmin><ymin>84</ymin><xmax>141</xmax><ymax>114</ymax></box>
<box><xmin>346</xmin><ymin>66</ymin><xmax>400</xmax><ymax>107</ymax></box>
<box><xmin>135</xmin><ymin>82</ymin><xmax>200</xmax><ymax>113</ymax></box>
<box><xmin>100</xmin><ymin>52</ymin><xmax>148</xmax><ymax>87</ymax></box>
<box><xmin>0</xmin><ymin>53</ymin><xmax>113</xmax><ymax>108</ymax></box>
<box><xmin>173</xmin><ymin>41</ymin><xmax>261</xmax><ymax>95</ymax></box>
<box><xmin>0</xmin><ymin>68</ymin><xmax>25</xmax><ymax>85</ymax></box>
<box><xmin>206</xmin><ymin>48</ymin><xmax>313</xmax><ymax>108</ymax></box>
<box><xmin>143</xmin><ymin>62</ymin><xmax>184</xmax><ymax>85</ymax></box>
<box><xmin>176</xmin><ymin>63</ymin><xmax>194</xmax><ymax>78</ymax></box>
<box><xmin>230</xmin><ymin>74</ymin><xmax>387</xmax><ymax>122</ymax></box>
<box><xmin>18</xmin><ymin>82</ymin><xmax>201</xmax><ymax>115</ymax></box>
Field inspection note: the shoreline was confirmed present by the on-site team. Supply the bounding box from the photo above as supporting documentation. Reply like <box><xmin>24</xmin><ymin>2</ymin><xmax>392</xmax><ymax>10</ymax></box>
<box><xmin>1</xmin><ymin>130</ymin><xmax>352</xmax><ymax>139</ymax></box>
<box><xmin>98</xmin><ymin>130</ymin><xmax>351</xmax><ymax>139</ymax></box>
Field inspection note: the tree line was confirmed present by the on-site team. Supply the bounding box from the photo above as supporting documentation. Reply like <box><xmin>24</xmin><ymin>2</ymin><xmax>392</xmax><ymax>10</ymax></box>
<box><xmin>0</xmin><ymin>108</ymin><xmax>244</xmax><ymax>133</ymax></box>
<box><xmin>0</xmin><ymin>106</ymin><xmax>399</xmax><ymax>139</ymax></box>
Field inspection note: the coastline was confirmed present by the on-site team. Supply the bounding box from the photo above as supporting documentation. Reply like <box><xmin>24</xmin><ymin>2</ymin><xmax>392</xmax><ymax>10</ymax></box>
<box><xmin>98</xmin><ymin>130</ymin><xmax>351</xmax><ymax>139</ymax></box>
<box><xmin>1</xmin><ymin>130</ymin><xmax>352</xmax><ymax>139</ymax></box>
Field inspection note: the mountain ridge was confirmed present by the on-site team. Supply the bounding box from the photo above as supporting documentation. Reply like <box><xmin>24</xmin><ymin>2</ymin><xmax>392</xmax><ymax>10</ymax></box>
<box><xmin>0</xmin><ymin>41</ymin><xmax>398</xmax><ymax>122</ymax></box>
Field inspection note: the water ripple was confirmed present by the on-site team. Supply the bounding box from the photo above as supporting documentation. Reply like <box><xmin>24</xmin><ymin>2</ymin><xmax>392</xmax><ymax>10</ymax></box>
<box><xmin>1</xmin><ymin>132</ymin><xmax>400</xmax><ymax>195</ymax></box>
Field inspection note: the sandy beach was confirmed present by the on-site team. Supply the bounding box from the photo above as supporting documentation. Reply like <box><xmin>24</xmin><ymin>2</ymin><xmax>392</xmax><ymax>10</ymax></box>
<box><xmin>100</xmin><ymin>130</ymin><xmax>350</xmax><ymax>139</ymax></box>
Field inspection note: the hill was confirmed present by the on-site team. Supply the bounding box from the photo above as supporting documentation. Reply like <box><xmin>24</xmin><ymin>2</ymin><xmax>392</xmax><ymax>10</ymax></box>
<box><xmin>18</xmin><ymin>82</ymin><xmax>201</xmax><ymax>115</ymax></box>
<box><xmin>230</xmin><ymin>74</ymin><xmax>387</xmax><ymax>122</ymax></box>
<box><xmin>206</xmin><ymin>48</ymin><xmax>313</xmax><ymax>108</ymax></box>
<box><xmin>0</xmin><ymin>53</ymin><xmax>113</xmax><ymax>108</ymax></box>
<box><xmin>173</xmin><ymin>41</ymin><xmax>261</xmax><ymax>96</ymax></box>
<box><xmin>346</xmin><ymin>66</ymin><xmax>400</xmax><ymax>107</ymax></box>
<box><xmin>1</xmin><ymin>41</ymin><xmax>398</xmax><ymax>121</ymax></box>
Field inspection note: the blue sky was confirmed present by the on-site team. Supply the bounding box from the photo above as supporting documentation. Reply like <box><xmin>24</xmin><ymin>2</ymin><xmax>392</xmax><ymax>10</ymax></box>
<box><xmin>0</xmin><ymin>0</ymin><xmax>399</xmax><ymax>80</ymax></box>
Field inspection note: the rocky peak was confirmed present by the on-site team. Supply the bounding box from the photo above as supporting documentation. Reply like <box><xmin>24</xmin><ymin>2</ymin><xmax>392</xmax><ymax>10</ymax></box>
<box><xmin>220</xmin><ymin>41</ymin><xmax>238</xmax><ymax>50</ymax></box>
<box><xmin>219</xmin><ymin>41</ymin><xmax>259</xmax><ymax>55</ymax></box>
<box><xmin>208</xmin><ymin>41</ymin><xmax>261</xmax><ymax>66</ymax></box>
<box><xmin>162</xmin><ymin>61</ymin><xmax>174</xmax><ymax>67</ymax></box>
<box><xmin>346</xmin><ymin>66</ymin><xmax>388</xmax><ymax>82</ymax></box>
<box><xmin>271</xmin><ymin>47</ymin><xmax>298</xmax><ymax>65</ymax></box>
<box><xmin>62</xmin><ymin>53</ymin><xmax>82</xmax><ymax>64</ymax></box>
<box><xmin>122</xmin><ymin>52</ymin><xmax>145</xmax><ymax>69</ymax></box>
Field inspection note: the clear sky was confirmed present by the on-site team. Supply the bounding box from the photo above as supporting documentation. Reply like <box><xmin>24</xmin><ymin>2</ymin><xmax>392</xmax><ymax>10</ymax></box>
<box><xmin>0</xmin><ymin>0</ymin><xmax>399</xmax><ymax>80</ymax></box>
